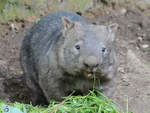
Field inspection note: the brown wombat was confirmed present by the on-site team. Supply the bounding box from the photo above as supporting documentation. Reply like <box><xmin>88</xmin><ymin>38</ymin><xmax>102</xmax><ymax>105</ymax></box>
<box><xmin>20</xmin><ymin>11</ymin><xmax>118</xmax><ymax>106</ymax></box>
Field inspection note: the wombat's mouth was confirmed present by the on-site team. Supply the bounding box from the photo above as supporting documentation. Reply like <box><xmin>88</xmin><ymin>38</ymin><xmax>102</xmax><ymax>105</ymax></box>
<box><xmin>82</xmin><ymin>68</ymin><xmax>104</xmax><ymax>79</ymax></box>
<box><xmin>87</xmin><ymin>72</ymin><xmax>94</xmax><ymax>77</ymax></box>
<box><xmin>83</xmin><ymin>70</ymin><xmax>96</xmax><ymax>78</ymax></box>
<box><xmin>82</xmin><ymin>67</ymin><xmax>99</xmax><ymax>78</ymax></box>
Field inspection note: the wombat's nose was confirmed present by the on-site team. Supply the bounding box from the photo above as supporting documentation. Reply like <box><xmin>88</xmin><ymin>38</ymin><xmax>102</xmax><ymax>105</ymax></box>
<box><xmin>84</xmin><ymin>56</ymin><xmax>99</xmax><ymax>68</ymax></box>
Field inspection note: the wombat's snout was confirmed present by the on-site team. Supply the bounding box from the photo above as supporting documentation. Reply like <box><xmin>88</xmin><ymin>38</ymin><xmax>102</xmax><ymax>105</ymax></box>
<box><xmin>83</xmin><ymin>55</ymin><xmax>99</xmax><ymax>70</ymax></box>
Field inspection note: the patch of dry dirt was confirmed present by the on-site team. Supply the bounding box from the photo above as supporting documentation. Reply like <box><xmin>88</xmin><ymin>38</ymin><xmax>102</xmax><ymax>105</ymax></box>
<box><xmin>0</xmin><ymin>22</ymin><xmax>32</xmax><ymax>103</ymax></box>
<box><xmin>0</xmin><ymin>7</ymin><xmax>150</xmax><ymax>113</ymax></box>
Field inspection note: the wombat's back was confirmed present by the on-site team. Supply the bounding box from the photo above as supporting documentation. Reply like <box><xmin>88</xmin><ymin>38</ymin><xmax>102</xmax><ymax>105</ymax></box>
<box><xmin>26</xmin><ymin>11</ymin><xmax>86</xmax><ymax>56</ymax></box>
<box><xmin>21</xmin><ymin>11</ymin><xmax>87</xmax><ymax>71</ymax></box>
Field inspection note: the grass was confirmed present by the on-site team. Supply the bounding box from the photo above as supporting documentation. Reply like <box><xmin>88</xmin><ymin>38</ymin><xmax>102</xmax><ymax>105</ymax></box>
<box><xmin>0</xmin><ymin>90</ymin><xmax>132</xmax><ymax>113</ymax></box>
<box><xmin>0</xmin><ymin>0</ymin><xmax>91</xmax><ymax>24</ymax></box>
<box><xmin>0</xmin><ymin>0</ymin><xmax>149</xmax><ymax>24</ymax></box>
<box><xmin>0</xmin><ymin>0</ymin><xmax>40</xmax><ymax>23</ymax></box>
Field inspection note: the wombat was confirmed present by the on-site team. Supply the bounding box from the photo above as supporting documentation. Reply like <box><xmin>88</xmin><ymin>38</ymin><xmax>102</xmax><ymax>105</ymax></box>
<box><xmin>20</xmin><ymin>11</ymin><xmax>118</xmax><ymax>106</ymax></box>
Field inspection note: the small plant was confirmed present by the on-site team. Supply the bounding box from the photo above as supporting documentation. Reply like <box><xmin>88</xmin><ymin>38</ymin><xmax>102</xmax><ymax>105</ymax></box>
<box><xmin>0</xmin><ymin>0</ymin><xmax>36</xmax><ymax>23</ymax></box>
<box><xmin>0</xmin><ymin>90</ymin><xmax>132</xmax><ymax>113</ymax></box>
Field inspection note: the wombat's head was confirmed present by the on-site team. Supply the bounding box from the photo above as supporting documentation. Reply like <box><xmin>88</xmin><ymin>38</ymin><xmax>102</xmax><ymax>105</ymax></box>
<box><xmin>58</xmin><ymin>17</ymin><xmax>118</xmax><ymax>79</ymax></box>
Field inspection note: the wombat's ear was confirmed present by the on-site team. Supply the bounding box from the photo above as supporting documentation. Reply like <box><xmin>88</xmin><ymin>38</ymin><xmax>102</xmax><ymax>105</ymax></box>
<box><xmin>62</xmin><ymin>17</ymin><xmax>75</xmax><ymax>32</ymax></box>
<box><xmin>107</xmin><ymin>23</ymin><xmax>118</xmax><ymax>42</ymax></box>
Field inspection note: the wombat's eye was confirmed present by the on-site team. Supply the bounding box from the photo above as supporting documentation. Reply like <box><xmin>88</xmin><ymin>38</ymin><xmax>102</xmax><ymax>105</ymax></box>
<box><xmin>102</xmin><ymin>48</ymin><xmax>106</xmax><ymax>52</ymax></box>
<box><xmin>75</xmin><ymin>45</ymin><xmax>80</xmax><ymax>50</ymax></box>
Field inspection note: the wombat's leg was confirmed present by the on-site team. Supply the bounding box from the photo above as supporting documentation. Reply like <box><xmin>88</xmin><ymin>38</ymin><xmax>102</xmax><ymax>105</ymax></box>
<box><xmin>95</xmin><ymin>81</ymin><xmax>116</xmax><ymax>98</ymax></box>
<box><xmin>31</xmin><ymin>88</ymin><xmax>49</xmax><ymax>106</ymax></box>
<box><xmin>101</xmin><ymin>85</ymin><xmax>115</xmax><ymax>97</ymax></box>
<box><xmin>22</xmin><ymin>60</ymin><xmax>49</xmax><ymax>105</ymax></box>
<box><xmin>25</xmin><ymin>76</ymin><xmax>49</xmax><ymax>106</ymax></box>
<box><xmin>21</xmin><ymin>39</ymin><xmax>49</xmax><ymax>106</ymax></box>
<box><xmin>48</xmin><ymin>83</ymin><xmax>66</xmax><ymax>101</ymax></box>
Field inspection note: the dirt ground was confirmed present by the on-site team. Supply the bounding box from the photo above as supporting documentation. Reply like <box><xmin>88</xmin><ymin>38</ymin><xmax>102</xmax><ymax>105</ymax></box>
<box><xmin>0</xmin><ymin>7</ymin><xmax>150</xmax><ymax>113</ymax></box>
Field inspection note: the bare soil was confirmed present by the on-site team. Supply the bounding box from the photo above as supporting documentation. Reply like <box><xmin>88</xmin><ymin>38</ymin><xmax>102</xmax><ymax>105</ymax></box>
<box><xmin>0</xmin><ymin>7</ymin><xmax>150</xmax><ymax>113</ymax></box>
